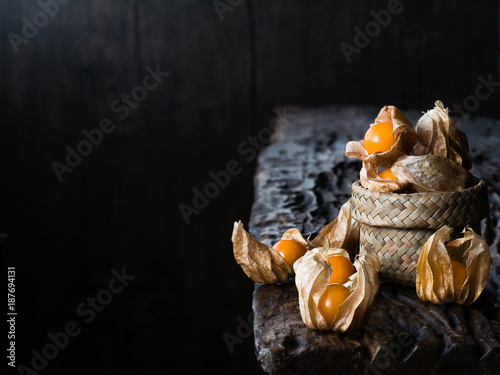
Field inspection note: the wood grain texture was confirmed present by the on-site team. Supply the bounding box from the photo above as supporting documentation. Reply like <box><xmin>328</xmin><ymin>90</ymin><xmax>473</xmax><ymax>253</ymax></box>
<box><xmin>250</xmin><ymin>106</ymin><xmax>500</xmax><ymax>374</ymax></box>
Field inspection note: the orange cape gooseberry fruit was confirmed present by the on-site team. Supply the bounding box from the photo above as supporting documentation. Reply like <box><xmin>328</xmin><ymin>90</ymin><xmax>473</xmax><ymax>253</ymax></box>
<box><xmin>326</xmin><ymin>255</ymin><xmax>356</xmax><ymax>284</ymax></box>
<box><xmin>451</xmin><ymin>259</ymin><xmax>467</xmax><ymax>296</ymax></box>
<box><xmin>379</xmin><ymin>168</ymin><xmax>398</xmax><ymax>181</ymax></box>
<box><xmin>318</xmin><ymin>284</ymin><xmax>351</xmax><ymax>326</ymax></box>
<box><xmin>273</xmin><ymin>240</ymin><xmax>307</xmax><ymax>268</ymax></box>
<box><xmin>364</xmin><ymin>122</ymin><xmax>396</xmax><ymax>154</ymax></box>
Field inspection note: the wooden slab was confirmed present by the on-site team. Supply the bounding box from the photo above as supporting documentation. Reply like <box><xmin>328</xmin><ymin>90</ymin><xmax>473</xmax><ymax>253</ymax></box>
<box><xmin>249</xmin><ymin>106</ymin><xmax>500</xmax><ymax>375</ymax></box>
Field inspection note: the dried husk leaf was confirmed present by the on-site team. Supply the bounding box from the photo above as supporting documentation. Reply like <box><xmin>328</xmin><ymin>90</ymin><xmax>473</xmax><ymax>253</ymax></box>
<box><xmin>280</xmin><ymin>227</ymin><xmax>309</xmax><ymax>248</ymax></box>
<box><xmin>345</xmin><ymin>105</ymin><xmax>417</xmax><ymax>167</ymax></box>
<box><xmin>359</xmin><ymin>158</ymin><xmax>408</xmax><ymax>193</ymax></box>
<box><xmin>232</xmin><ymin>221</ymin><xmax>293</xmax><ymax>283</ymax></box>
<box><xmin>345</xmin><ymin>141</ymin><xmax>407</xmax><ymax>192</ymax></box>
<box><xmin>322</xmin><ymin>247</ymin><xmax>351</xmax><ymax>262</ymax></box>
<box><xmin>416</xmin><ymin>226</ymin><xmax>490</xmax><ymax>305</ymax></box>
<box><xmin>309</xmin><ymin>199</ymin><xmax>360</xmax><ymax>258</ymax></box>
<box><xmin>416</xmin><ymin>226</ymin><xmax>454</xmax><ymax>303</ymax></box>
<box><xmin>345</xmin><ymin>105</ymin><xmax>417</xmax><ymax>192</ymax></box>
<box><xmin>371</xmin><ymin>105</ymin><xmax>418</xmax><ymax>165</ymax></box>
<box><xmin>446</xmin><ymin>227</ymin><xmax>491</xmax><ymax>305</ymax></box>
<box><xmin>294</xmin><ymin>247</ymin><xmax>380</xmax><ymax>332</ymax></box>
<box><xmin>391</xmin><ymin>155</ymin><xmax>473</xmax><ymax>192</ymax></box>
<box><xmin>414</xmin><ymin>100</ymin><xmax>471</xmax><ymax>170</ymax></box>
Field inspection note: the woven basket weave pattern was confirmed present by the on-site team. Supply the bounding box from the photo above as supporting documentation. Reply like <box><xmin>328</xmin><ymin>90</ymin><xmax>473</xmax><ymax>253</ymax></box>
<box><xmin>360</xmin><ymin>224</ymin><xmax>433</xmax><ymax>285</ymax></box>
<box><xmin>351</xmin><ymin>180</ymin><xmax>489</xmax><ymax>229</ymax></box>
<box><xmin>352</xmin><ymin>179</ymin><xmax>489</xmax><ymax>285</ymax></box>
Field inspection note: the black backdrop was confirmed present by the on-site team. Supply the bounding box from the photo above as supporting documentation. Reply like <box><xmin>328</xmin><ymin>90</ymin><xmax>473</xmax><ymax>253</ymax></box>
<box><xmin>1</xmin><ymin>1</ymin><xmax>499</xmax><ymax>374</ymax></box>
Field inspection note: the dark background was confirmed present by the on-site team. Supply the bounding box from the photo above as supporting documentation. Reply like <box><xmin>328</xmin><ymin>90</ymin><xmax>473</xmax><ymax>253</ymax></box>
<box><xmin>1</xmin><ymin>1</ymin><xmax>499</xmax><ymax>374</ymax></box>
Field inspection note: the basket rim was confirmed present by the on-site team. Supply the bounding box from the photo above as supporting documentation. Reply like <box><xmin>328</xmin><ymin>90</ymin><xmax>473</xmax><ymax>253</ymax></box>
<box><xmin>351</xmin><ymin>177</ymin><xmax>489</xmax><ymax>229</ymax></box>
<box><xmin>351</xmin><ymin>177</ymin><xmax>486</xmax><ymax>199</ymax></box>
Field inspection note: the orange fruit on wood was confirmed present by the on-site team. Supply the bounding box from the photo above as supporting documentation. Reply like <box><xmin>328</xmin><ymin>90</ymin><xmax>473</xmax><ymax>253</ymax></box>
<box><xmin>273</xmin><ymin>240</ymin><xmax>307</xmax><ymax>268</ymax></box>
<box><xmin>364</xmin><ymin>122</ymin><xmax>395</xmax><ymax>154</ymax></box>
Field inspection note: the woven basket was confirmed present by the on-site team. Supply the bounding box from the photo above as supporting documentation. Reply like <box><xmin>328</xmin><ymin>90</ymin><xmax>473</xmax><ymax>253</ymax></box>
<box><xmin>351</xmin><ymin>179</ymin><xmax>489</xmax><ymax>285</ymax></box>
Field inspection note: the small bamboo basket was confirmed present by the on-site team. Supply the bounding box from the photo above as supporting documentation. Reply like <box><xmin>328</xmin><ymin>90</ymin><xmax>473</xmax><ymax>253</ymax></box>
<box><xmin>351</xmin><ymin>179</ymin><xmax>490</xmax><ymax>285</ymax></box>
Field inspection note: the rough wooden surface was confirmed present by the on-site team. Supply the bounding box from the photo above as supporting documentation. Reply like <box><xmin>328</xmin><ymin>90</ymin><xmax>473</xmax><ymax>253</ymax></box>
<box><xmin>250</xmin><ymin>106</ymin><xmax>500</xmax><ymax>375</ymax></box>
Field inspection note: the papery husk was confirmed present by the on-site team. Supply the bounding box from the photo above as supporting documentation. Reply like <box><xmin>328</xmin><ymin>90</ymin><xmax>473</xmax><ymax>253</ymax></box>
<box><xmin>415</xmin><ymin>100</ymin><xmax>471</xmax><ymax>170</ymax></box>
<box><xmin>309</xmin><ymin>199</ymin><xmax>360</xmax><ymax>258</ymax></box>
<box><xmin>279</xmin><ymin>227</ymin><xmax>310</xmax><ymax>248</ymax></box>
<box><xmin>294</xmin><ymin>247</ymin><xmax>380</xmax><ymax>332</ymax></box>
<box><xmin>391</xmin><ymin>155</ymin><xmax>473</xmax><ymax>192</ymax></box>
<box><xmin>416</xmin><ymin>226</ymin><xmax>490</xmax><ymax>305</ymax></box>
<box><xmin>345</xmin><ymin>105</ymin><xmax>417</xmax><ymax>192</ymax></box>
<box><xmin>232</xmin><ymin>221</ymin><xmax>294</xmax><ymax>283</ymax></box>
<box><xmin>345</xmin><ymin>105</ymin><xmax>417</xmax><ymax>167</ymax></box>
<box><xmin>360</xmin><ymin>157</ymin><xmax>408</xmax><ymax>193</ymax></box>
<box><xmin>346</xmin><ymin>141</ymin><xmax>407</xmax><ymax>192</ymax></box>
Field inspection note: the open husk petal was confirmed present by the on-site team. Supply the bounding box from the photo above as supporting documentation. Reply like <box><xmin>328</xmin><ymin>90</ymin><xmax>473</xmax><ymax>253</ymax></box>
<box><xmin>321</xmin><ymin>247</ymin><xmax>350</xmax><ymax>260</ymax></box>
<box><xmin>449</xmin><ymin>227</ymin><xmax>491</xmax><ymax>305</ymax></box>
<box><xmin>280</xmin><ymin>228</ymin><xmax>309</xmax><ymax>248</ymax></box>
<box><xmin>414</xmin><ymin>100</ymin><xmax>471</xmax><ymax>170</ymax></box>
<box><xmin>371</xmin><ymin>106</ymin><xmax>417</xmax><ymax>167</ymax></box>
<box><xmin>391</xmin><ymin>155</ymin><xmax>473</xmax><ymax>192</ymax></box>
<box><xmin>232</xmin><ymin>221</ymin><xmax>293</xmax><ymax>283</ymax></box>
<box><xmin>416</xmin><ymin>226</ymin><xmax>455</xmax><ymax>303</ymax></box>
<box><xmin>359</xmin><ymin>160</ymin><xmax>408</xmax><ymax>193</ymax></box>
<box><xmin>416</xmin><ymin>226</ymin><xmax>490</xmax><ymax>305</ymax></box>
<box><xmin>345</xmin><ymin>105</ymin><xmax>417</xmax><ymax>167</ymax></box>
<box><xmin>294</xmin><ymin>247</ymin><xmax>380</xmax><ymax>332</ymax></box>
<box><xmin>309</xmin><ymin>200</ymin><xmax>360</xmax><ymax>259</ymax></box>
<box><xmin>345</xmin><ymin>105</ymin><xmax>417</xmax><ymax>192</ymax></box>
